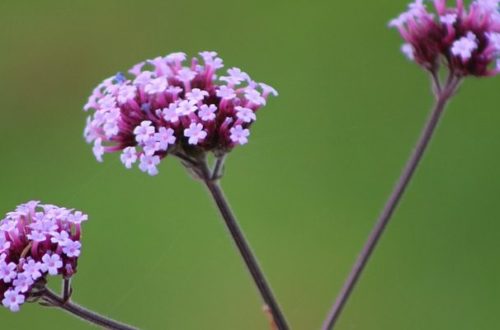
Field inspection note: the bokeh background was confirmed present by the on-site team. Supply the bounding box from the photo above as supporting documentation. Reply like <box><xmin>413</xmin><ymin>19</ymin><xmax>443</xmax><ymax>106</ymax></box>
<box><xmin>1</xmin><ymin>1</ymin><xmax>499</xmax><ymax>329</ymax></box>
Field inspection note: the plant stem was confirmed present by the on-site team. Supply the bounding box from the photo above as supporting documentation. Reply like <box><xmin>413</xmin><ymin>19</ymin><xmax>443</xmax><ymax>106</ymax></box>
<box><xmin>42</xmin><ymin>288</ymin><xmax>138</xmax><ymax>330</ymax></box>
<box><xmin>199</xmin><ymin>162</ymin><xmax>289</xmax><ymax>330</ymax></box>
<box><xmin>62</xmin><ymin>278</ymin><xmax>72</xmax><ymax>302</ymax></box>
<box><xmin>321</xmin><ymin>75</ymin><xmax>461</xmax><ymax>330</ymax></box>
<box><xmin>211</xmin><ymin>154</ymin><xmax>227</xmax><ymax>181</ymax></box>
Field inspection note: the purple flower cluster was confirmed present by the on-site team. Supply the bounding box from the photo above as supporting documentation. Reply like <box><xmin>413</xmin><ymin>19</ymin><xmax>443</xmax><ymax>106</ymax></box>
<box><xmin>83</xmin><ymin>51</ymin><xmax>278</xmax><ymax>176</ymax></box>
<box><xmin>0</xmin><ymin>201</ymin><xmax>87</xmax><ymax>312</ymax></box>
<box><xmin>390</xmin><ymin>0</ymin><xmax>500</xmax><ymax>76</ymax></box>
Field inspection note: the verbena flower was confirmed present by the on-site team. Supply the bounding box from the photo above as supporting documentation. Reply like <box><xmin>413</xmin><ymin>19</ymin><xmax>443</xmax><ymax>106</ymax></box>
<box><xmin>390</xmin><ymin>0</ymin><xmax>500</xmax><ymax>76</ymax></box>
<box><xmin>0</xmin><ymin>201</ymin><xmax>87</xmax><ymax>312</ymax></box>
<box><xmin>83</xmin><ymin>51</ymin><xmax>278</xmax><ymax>176</ymax></box>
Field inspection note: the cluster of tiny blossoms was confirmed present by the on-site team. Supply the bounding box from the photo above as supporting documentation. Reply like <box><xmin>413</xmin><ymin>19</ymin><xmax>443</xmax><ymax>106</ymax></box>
<box><xmin>0</xmin><ymin>201</ymin><xmax>87</xmax><ymax>312</ymax></box>
<box><xmin>83</xmin><ymin>51</ymin><xmax>278</xmax><ymax>176</ymax></box>
<box><xmin>390</xmin><ymin>0</ymin><xmax>500</xmax><ymax>76</ymax></box>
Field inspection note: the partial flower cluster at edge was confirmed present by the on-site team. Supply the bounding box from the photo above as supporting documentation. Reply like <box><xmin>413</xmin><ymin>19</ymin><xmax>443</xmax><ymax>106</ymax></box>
<box><xmin>0</xmin><ymin>201</ymin><xmax>87</xmax><ymax>312</ymax></box>
<box><xmin>390</xmin><ymin>0</ymin><xmax>500</xmax><ymax>77</ymax></box>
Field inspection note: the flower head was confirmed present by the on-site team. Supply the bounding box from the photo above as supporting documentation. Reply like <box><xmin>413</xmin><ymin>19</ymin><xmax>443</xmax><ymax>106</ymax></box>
<box><xmin>83</xmin><ymin>51</ymin><xmax>277</xmax><ymax>175</ymax></box>
<box><xmin>0</xmin><ymin>201</ymin><xmax>87</xmax><ymax>312</ymax></box>
<box><xmin>390</xmin><ymin>0</ymin><xmax>500</xmax><ymax>76</ymax></box>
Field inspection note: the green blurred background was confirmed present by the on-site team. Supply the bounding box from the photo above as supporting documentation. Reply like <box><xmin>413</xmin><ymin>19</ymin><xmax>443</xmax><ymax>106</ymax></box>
<box><xmin>0</xmin><ymin>1</ymin><xmax>499</xmax><ymax>329</ymax></box>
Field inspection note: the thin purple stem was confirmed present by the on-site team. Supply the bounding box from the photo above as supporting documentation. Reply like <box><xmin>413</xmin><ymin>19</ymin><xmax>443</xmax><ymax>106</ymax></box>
<box><xmin>211</xmin><ymin>154</ymin><xmax>227</xmax><ymax>181</ymax></box>
<box><xmin>199</xmin><ymin>162</ymin><xmax>289</xmax><ymax>330</ymax></box>
<box><xmin>62</xmin><ymin>278</ymin><xmax>71</xmax><ymax>302</ymax></box>
<box><xmin>42</xmin><ymin>288</ymin><xmax>137</xmax><ymax>330</ymax></box>
<box><xmin>321</xmin><ymin>75</ymin><xmax>461</xmax><ymax>330</ymax></box>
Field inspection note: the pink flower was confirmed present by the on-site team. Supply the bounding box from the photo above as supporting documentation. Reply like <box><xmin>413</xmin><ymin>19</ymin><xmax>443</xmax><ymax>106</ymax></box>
<box><xmin>216</xmin><ymin>86</ymin><xmax>236</xmax><ymax>100</ymax></box>
<box><xmin>26</xmin><ymin>231</ymin><xmax>45</xmax><ymax>243</ymax></box>
<box><xmin>120</xmin><ymin>147</ymin><xmax>138</xmax><ymax>169</ymax></box>
<box><xmin>166</xmin><ymin>86</ymin><xmax>183</xmax><ymax>98</ymax></box>
<box><xmin>176</xmin><ymin>68</ymin><xmax>197</xmax><ymax>82</ymax></box>
<box><xmin>220</xmin><ymin>67</ymin><xmax>249</xmax><ymax>85</ymax></box>
<box><xmin>144</xmin><ymin>77</ymin><xmax>168</xmax><ymax>95</ymax></box>
<box><xmin>139</xmin><ymin>154</ymin><xmax>160</xmax><ymax>176</ymax></box>
<box><xmin>22</xmin><ymin>259</ymin><xmax>43</xmax><ymax>280</ymax></box>
<box><xmin>2</xmin><ymin>289</ymin><xmax>25</xmax><ymax>312</ymax></box>
<box><xmin>184</xmin><ymin>123</ymin><xmax>207</xmax><ymax>145</ymax></box>
<box><xmin>186</xmin><ymin>88</ymin><xmax>209</xmax><ymax>102</ymax></box>
<box><xmin>235</xmin><ymin>106</ymin><xmax>256</xmax><ymax>123</ymax></box>
<box><xmin>176</xmin><ymin>100</ymin><xmax>198</xmax><ymax>116</ymax></box>
<box><xmin>0</xmin><ymin>261</ymin><xmax>17</xmax><ymax>283</ymax></box>
<box><xmin>50</xmin><ymin>230</ymin><xmax>70</xmax><ymax>246</ymax></box>
<box><xmin>440</xmin><ymin>13</ymin><xmax>458</xmax><ymax>25</ymax></box>
<box><xmin>93</xmin><ymin>138</ymin><xmax>104</xmax><ymax>162</ymax></box>
<box><xmin>13</xmin><ymin>274</ymin><xmax>34</xmax><ymax>293</ymax></box>
<box><xmin>160</xmin><ymin>104</ymin><xmax>180</xmax><ymax>123</ymax></box>
<box><xmin>134</xmin><ymin>71</ymin><xmax>153</xmax><ymax>86</ymax></box>
<box><xmin>260</xmin><ymin>83</ymin><xmax>279</xmax><ymax>97</ymax></box>
<box><xmin>230</xmin><ymin>125</ymin><xmax>250</xmax><ymax>145</ymax></box>
<box><xmin>62</xmin><ymin>240</ymin><xmax>81</xmax><ymax>258</ymax></box>
<box><xmin>0</xmin><ymin>235</ymin><xmax>10</xmax><ymax>253</ymax></box>
<box><xmin>117</xmin><ymin>85</ymin><xmax>137</xmax><ymax>104</ymax></box>
<box><xmin>31</xmin><ymin>219</ymin><xmax>58</xmax><ymax>235</ymax></box>
<box><xmin>67</xmin><ymin>211</ymin><xmax>88</xmax><ymax>225</ymax></box>
<box><xmin>41</xmin><ymin>253</ymin><xmax>63</xmax><ymax>275</ymax></box>
<box><xmin>245</xmin><ymin>89</ymin><xmax>266</xmax><ymax>106</ymax></box>
<box><xmin>83</xmin><ymin>51</ymin><xmax>278</xmax><ymax>175</ymax></box>
<box><xmin>155</xmin><ymin>127</ymin><xmax>176</xmax><ymax>151</ymax></box>
<box><xmin>198</xmin><ymin>104</ymin><xmax>217</xmax><ymax>121</ymax></box>
<box><xmin>451</xmin><ymin>32</ymin><xmax>478</xmax><ymax>61</ymax></box>
<box><xmin>134</xmin><ymin>121</ymin><xmax>155</xmax><ymax>144</ymax></box>
<box><xmin>143</xmin><ymin>137</ymin><xmax>161</xmax><ymax>156</ymax></box>
<box><xmin>166</xmin><ymin>52</ymin><xmax>186</xmax><ymax>64</ymax></box>
<box><xmin>0</xmin><ymin>220</ymin><xmax>16</xmax><ymax>232</ymax></box>
<box><xmin>401</xmin><ymin>44</ymin><xmax>415</xmax><ymax>60</ymax></box>
<box><xmin>200</xmin><ymin>51</ymin><xmax>224</xmax><ymax>69</ymax></box>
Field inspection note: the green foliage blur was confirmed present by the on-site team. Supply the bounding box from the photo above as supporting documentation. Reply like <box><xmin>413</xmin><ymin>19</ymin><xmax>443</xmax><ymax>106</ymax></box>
<box><xmin>0</xmin><ymin>1</ymin><xmax>499</xmax><ymax>329</ymax></box>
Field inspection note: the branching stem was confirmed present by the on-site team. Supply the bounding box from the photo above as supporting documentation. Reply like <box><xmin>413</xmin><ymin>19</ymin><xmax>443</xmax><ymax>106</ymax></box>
<box><xmin>41</xmin><ymin>288</ymin><xmax>138</xmax><ymax>330</ymax></box>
